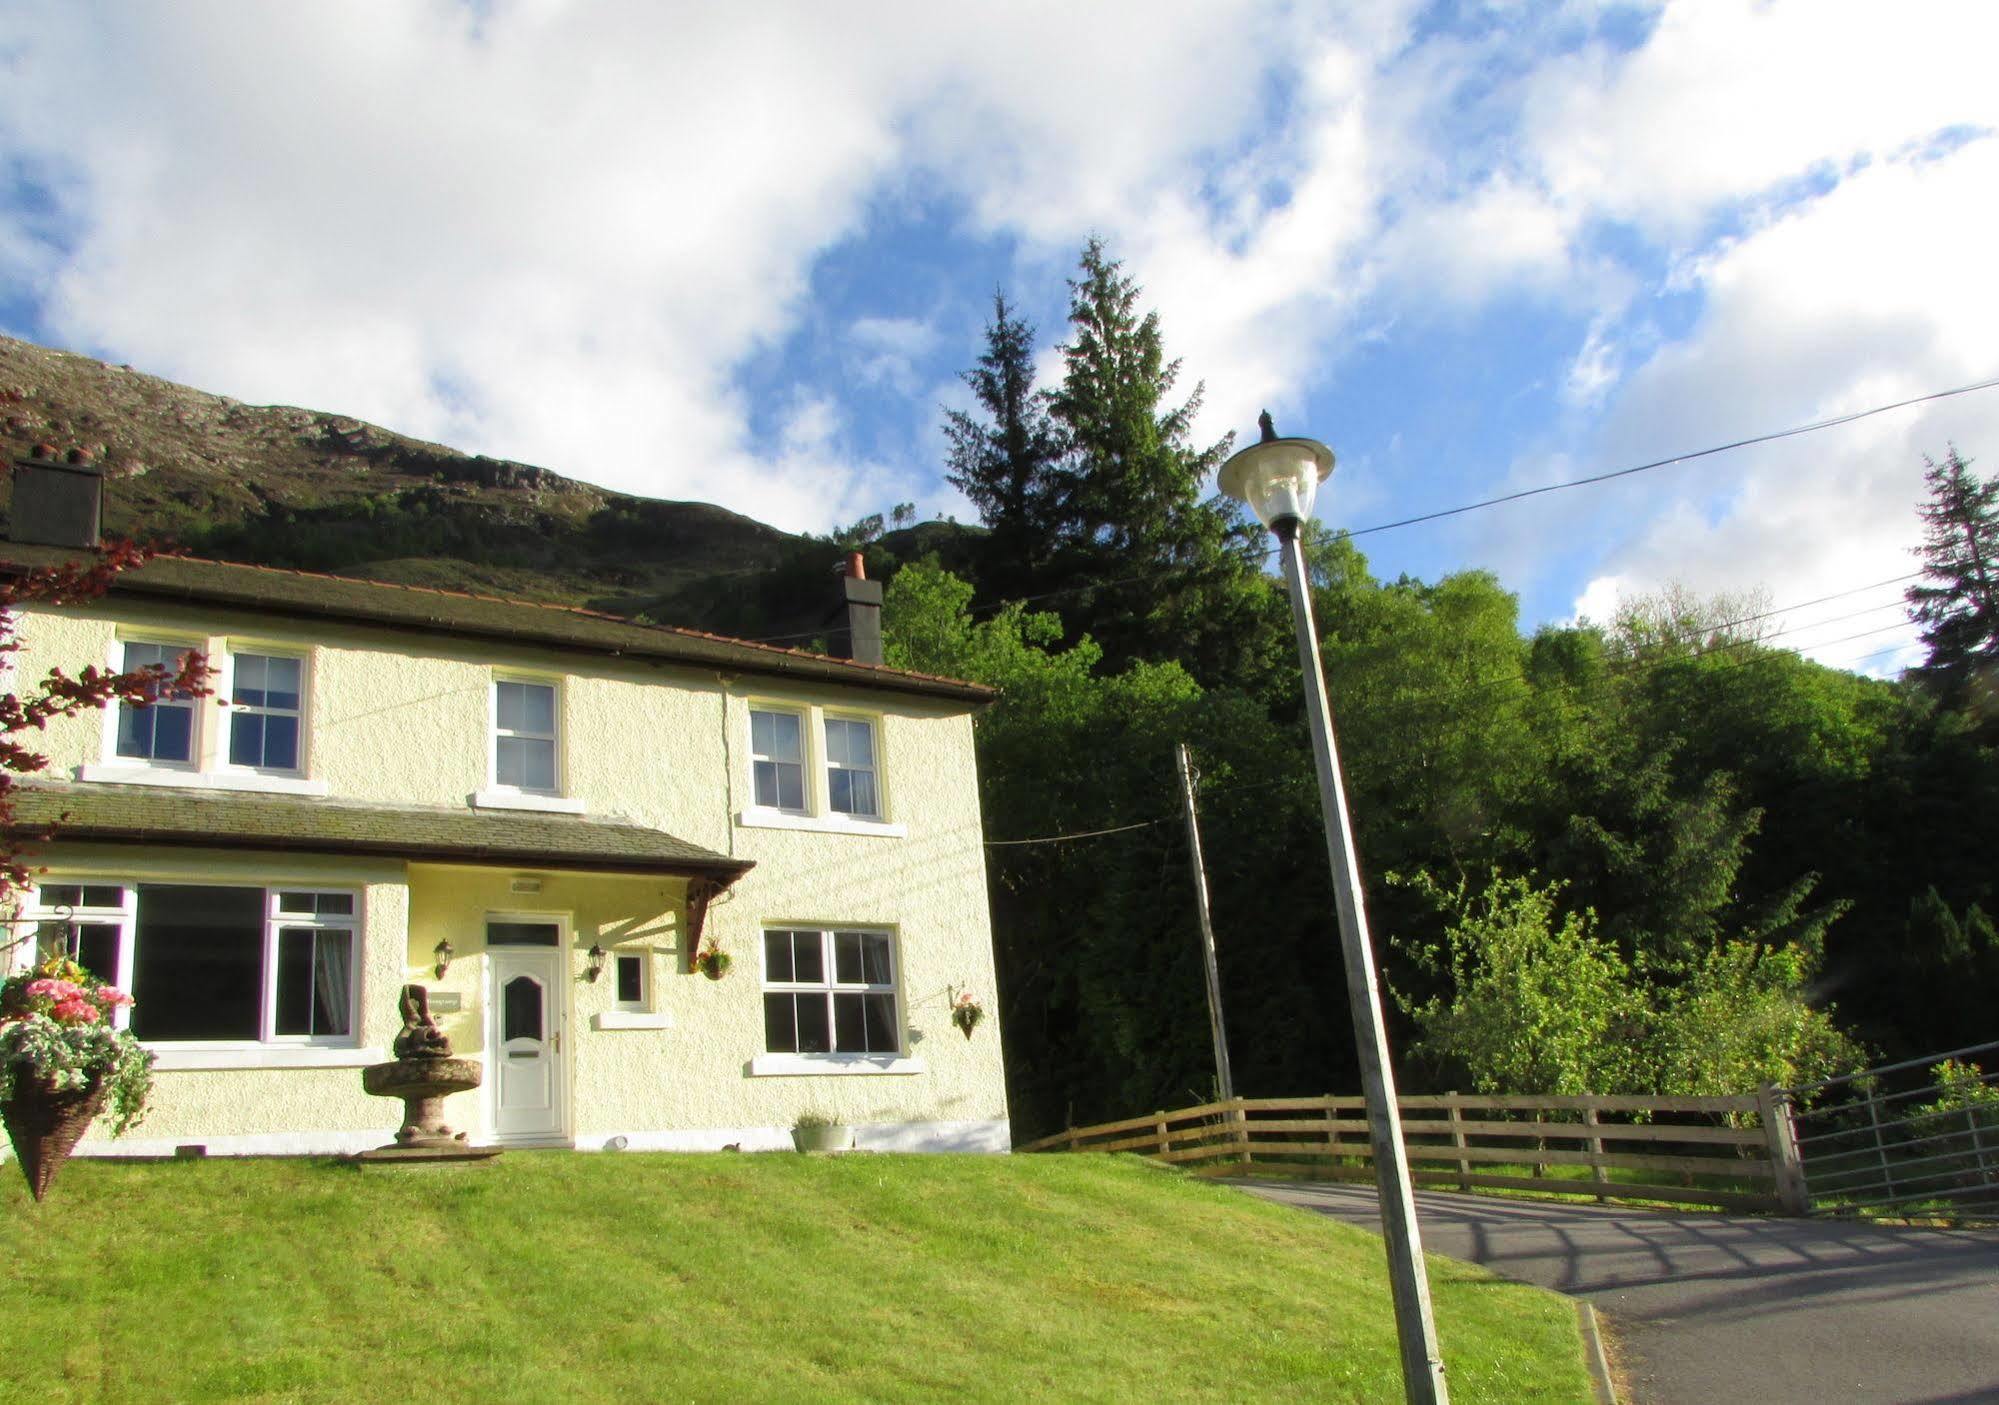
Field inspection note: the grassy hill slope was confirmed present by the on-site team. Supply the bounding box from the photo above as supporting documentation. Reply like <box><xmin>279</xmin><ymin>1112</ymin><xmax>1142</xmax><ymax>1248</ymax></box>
<box><xmin>0</xmin><ymin>1153</ymin><xmax>1591</xmax><ymax>1404</ymax></box>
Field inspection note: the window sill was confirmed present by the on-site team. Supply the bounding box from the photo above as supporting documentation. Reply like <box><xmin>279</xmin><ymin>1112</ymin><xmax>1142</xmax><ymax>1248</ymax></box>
<box><xmin>76</xmin><ymin>765</ymin><xmax>329</xmax><ymax>798</ymax></box>
<box><xmin>471</xmin><ymin>789</ymin><xmax>587</xmax><ymax>815</ymax></box>
<box><xmin>735</xmin><ymin>808</ymin><xmax>907</xmax><ymax>839</ymax></box>
<box><xmin>147</xmin><ymin>1045</ymin><xmax>385</xmax><ymax>1071</ymax></box>
<box><xmin>748</xmin><ymin>1053</ymin><xmax>926</xmax><ymax>1077</ymax></box>
<box><xmin>592</xmin><ymin>1011</ymin><xmax>674</xmax><ymax>1031</ymax></box>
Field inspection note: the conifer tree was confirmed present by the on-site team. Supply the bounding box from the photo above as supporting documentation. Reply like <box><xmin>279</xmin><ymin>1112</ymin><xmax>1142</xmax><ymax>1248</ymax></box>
<box><xmin>1044</xmin><ymin>239</ymin><xmax>1275</xmax><ymax>684</ymax></box>
<box><xmin>1907</xmin><ymin>447</ymin><xmax>1999</xmax><ymax>701</ymax></box>
<box><xmin>942</xmin><ymin>293</ymin><xmax>1067</xmax><ymax>601</ymax></box>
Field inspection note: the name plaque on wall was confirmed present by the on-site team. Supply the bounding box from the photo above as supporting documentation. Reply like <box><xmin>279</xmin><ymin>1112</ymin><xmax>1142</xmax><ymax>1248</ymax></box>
<box><xmin>427</xmin><ymin>992</ymin><xmax>463</xmax><ymax>1013</ymax></box>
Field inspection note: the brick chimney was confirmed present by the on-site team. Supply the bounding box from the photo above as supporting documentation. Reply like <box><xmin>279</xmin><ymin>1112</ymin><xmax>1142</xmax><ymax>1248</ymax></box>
<box><xmin>830</xmin><ymin>552</ymin><xmax>883</xmax><ymax>665</ymax></box>
<box><xmin>10</xmin><ymin>445</ymin><xmax>103</xmax><ymax>549</ymax></box>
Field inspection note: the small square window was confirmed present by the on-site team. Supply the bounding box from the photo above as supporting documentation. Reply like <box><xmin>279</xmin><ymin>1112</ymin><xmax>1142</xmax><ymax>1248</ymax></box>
<box><xmin>615</xmin><ymin>953</ymin><xmax>646</xmax><ymax>1008</ymax></box>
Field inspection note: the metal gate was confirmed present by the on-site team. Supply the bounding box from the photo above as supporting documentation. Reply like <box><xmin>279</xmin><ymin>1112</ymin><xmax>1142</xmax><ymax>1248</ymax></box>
<box><xmin>1786</xmin><ymin>1039</ymin><xmax>1999</xmax><ymax>1221</ymax></box>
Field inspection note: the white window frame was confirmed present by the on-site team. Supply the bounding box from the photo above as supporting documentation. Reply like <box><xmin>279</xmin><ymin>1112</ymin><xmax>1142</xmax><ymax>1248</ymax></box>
<box><xmin>24</xmin><ymin>880</ymin><xmax>365</xmax><ymax>1053</ymax></box>
<box><xmin>749</xmin><ymin>925</ymin><xmax>922</xmax><ymax>1076</ymax></box>
<box><xmin>22</xmin><ymin>883</ymin><xmax>136</xmax><ymax>1029</ymax></box>
<box><xmin>81</xmin><ymin>635</ymin><xmax>328</xmax><ymax>796</ymax></box>
<box><xmin>219</xmin><ymin>648</ymin><xmax>309</xmax><ymax>779</ymax></box>
<box><xmin>475</xmin><ymin>675</ymin><xmax>583</xmax><ymax>814</ymax></box>
<box><xmin>613</xmin><ymin>950</ymin><xmax>649</xmax><ymax>1010</ymax></box>
<box><xmin>822</xmin><ymin>712</ymin><xmax>883</xmax><ymax>820</ymax></box>
<box><xmin>738</xmin><ymin>701</ymin><xmax>904</xmax><ymax>838</ymax></box>
<box><xmin>104</xmin><ymin>635</ymin><xmax>205</xmax><ymax>771</ymax></box>
<box><xmin>748</xmin><ymin>704</ymin><xmax>810</xmax><ymax>815</ymax></box>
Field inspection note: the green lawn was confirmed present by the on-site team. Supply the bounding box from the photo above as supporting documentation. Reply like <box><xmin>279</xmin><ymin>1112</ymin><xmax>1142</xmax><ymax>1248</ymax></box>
<box><xmin>0</xmin><ymin>1152</ymin><xmax>1592</xmax><ymax>1404</ymax></box>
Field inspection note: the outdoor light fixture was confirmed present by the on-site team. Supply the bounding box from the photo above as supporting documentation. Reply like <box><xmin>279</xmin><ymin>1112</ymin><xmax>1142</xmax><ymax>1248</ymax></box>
<box><xmin>585</xmin><ymin>943</ymin><xmax>607</xmax><ymax>983</ymax></box>
<box><xmin>1215</xmin><ymin>428</ymin><xmax>1333</xmax><ymax>531</ymax></box>
<box><xmin>1218</xmin><ymin>413</ymin><xmax>1449</xmax><ymax>1405</ymax></box>
<box><xmin>432</xmin><ymin>938</ymin><xmax>454</xmax><ymax>980</ymax></box>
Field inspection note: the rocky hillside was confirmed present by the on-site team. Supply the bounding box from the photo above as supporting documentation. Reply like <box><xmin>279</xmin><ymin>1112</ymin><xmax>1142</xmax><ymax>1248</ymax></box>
<box><xmin>0</xmin><ymin>334</ymin><xmax>946</xmax><ymax>640</ymax></box>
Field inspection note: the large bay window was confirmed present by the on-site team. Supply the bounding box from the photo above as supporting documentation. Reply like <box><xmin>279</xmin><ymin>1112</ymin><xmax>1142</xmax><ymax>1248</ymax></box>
<box><xmin>761</xmin><ymin>927</ymin><xmax>899</xmax><ymax>1056</ymax></box>
<box><xmin>29</xmin><ymin>882</ymin><xmax>359</xmax><ymax>1045</ymax></box>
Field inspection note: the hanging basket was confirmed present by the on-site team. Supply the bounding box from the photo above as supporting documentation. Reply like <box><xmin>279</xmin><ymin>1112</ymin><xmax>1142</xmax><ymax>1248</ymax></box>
<box><xmin>2</xmin><ymin>1074</ymin><xmax>108</xmax><ymax>1202</ymax></box>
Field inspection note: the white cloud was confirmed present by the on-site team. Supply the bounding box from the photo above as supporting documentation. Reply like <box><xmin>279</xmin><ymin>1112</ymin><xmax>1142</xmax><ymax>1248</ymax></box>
<box><xmin>1528</xmin><ymin>136</ymin><xmax>1999</xmax><ymax>666</ymax></box>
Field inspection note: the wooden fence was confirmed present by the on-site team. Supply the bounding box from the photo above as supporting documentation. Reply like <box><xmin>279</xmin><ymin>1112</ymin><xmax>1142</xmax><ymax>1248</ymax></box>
<box><xmin>1018</xmin><ymin>1090</ymin><xmax>1807</xmax><ymax>1215</ymax></box>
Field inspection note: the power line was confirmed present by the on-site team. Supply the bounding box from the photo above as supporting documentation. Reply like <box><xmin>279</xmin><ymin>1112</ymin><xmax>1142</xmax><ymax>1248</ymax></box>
<box><xmin>983</xmin><ymin>818</ymin><xmax>1167</xmax><ymax>847</ymax></box>
<box><xmin>1345</xmin><ymin>376</ymin><xmax>1999</xmax><ymax>539</ymax></box>
<box><xmin>736</xmin><ymin>378</ymin><xmax>1994</xmax><ymax>645</ymax></box>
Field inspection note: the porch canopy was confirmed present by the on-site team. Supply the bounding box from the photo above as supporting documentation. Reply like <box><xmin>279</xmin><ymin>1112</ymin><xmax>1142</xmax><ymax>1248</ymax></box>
<box><xmin>7</xmin><ymin>783</ymin><xmax>754</xmax><ymax>884</ymax></box>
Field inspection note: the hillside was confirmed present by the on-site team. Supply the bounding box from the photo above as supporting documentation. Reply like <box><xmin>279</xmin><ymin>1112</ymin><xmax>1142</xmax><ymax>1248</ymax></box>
<box><xmin>0</xmin><ymin>1153</ymin><xmax>1593</xmax><ymax>1403</ymax></box>
<box><xmin>0</xmin><ymin>334</ymin><xmax>969</xmax><ymax>639</ymax></box>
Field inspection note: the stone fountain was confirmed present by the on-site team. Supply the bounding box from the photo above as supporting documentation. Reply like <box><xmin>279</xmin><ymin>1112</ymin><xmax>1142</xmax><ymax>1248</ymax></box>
<box><xmin>356</xmin><ymin>984</ymin><xmax>499</xmax><ymax>1165</ymax></box>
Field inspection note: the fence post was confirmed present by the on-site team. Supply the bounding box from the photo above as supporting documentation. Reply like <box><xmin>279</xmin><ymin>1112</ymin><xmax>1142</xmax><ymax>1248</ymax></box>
<box><xmin>1864</xmin><ymin>1087</ymin><xmax>1898</xmax><ymax>1206</ymax></box>
<box><xmin>1232</xmin><ymin>1099</ymin><xmax>1252</xmax><ymax>1167</ymax></box>
<box><xmin>1582</xmin><ymin>1103</ymin><xmax>1608</xmax><ymax>1203</ymax></box>
<box><xmin>1446</xmin><ymin>1093</ymin><xmax>1470</xmax><ymax>1192</ymax></box>
<box><xmin>1533</xmin><ymin>1108</ymin><xmax>1548</xmax><ymax>1179</ymax></box>
<box><xmin>1154</xmin><ymin>1110</ymin><xmax>1169</xmax><ymax>1160</ymax></box>
<box><xmin>1756</xmin><ymin>1084</ymin><xmax>1810</xmax><ymax>1217</ymax></box>
<box><xmin>1323</xmin><ymin>1094</ymin><xmax>1340</xmax><ymax>1167</ymax></box>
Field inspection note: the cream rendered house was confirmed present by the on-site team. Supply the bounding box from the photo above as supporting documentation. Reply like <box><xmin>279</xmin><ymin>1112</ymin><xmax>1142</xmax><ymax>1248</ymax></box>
<box><xmin>1</xmin><ymin>475</ymin><xmax>1009</xmax><ymax>1156</ymax></box>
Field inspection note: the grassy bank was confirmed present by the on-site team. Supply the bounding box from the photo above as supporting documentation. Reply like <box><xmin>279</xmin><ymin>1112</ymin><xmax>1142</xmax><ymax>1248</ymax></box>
<box><xmin>0</xmin><ymin>1152</ymin><xmax>1592</xmax><ymax>1403</ymax></box>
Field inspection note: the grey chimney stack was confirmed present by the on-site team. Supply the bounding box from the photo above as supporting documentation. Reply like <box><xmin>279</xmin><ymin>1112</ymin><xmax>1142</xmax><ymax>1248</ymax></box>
<box><xmin>832</xmin><ymin>552</ymin><xmax>883</xmax><ymax>665</ymax></box>
<box><xmin>11</xmin><ymin>445</ymin><xmax>104</xmax><ymax>549</ymax></box>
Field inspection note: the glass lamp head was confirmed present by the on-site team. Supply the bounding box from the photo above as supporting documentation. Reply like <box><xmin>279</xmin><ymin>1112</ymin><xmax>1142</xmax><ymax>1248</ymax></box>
<box><xmin>1217</xmin><ymin>436</ymin><xmax>1334</xmax><ymax>532</ymax></box>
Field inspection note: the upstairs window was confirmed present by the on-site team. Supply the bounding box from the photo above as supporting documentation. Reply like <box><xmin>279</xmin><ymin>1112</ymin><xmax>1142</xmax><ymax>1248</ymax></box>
<box><xmin>750</xmin><ymin>707</ymin><xmax>806</xmax><ymax>812</ymax></box>
<box><xmin>494</xmin><ymin>680</ymin><xmax>558</xmax><ymax>794</ymax></box>
<box><xmin>114</xmin><ymin>640</ymin><xmax>201</xmax><ymax>766</ymax></box>
<box><xmin>823</xmin><ymin>716</ymin><xmax>880</xmax><ymax>818</ymax></box>
<box><xmin>228</xmin><ymin>652</ymin><xmax>304</xmax><ymax>773</ymax></box>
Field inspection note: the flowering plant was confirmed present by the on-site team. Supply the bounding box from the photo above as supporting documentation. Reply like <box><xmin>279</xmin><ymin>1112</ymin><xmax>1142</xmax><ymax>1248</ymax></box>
<box><xmin>693</xmin><ymin>944</ymin><xmax>732</xmax><ymax>980</ymax></box>
<box><xmin>0</xmin><ymin>955</ymin><xmax>153</xmax><ymax>1135</ymax></box>
<box><xmin>951</xmin><ymin>990</ymin><xmax>985</xmax><ymax>1040</ymax></box>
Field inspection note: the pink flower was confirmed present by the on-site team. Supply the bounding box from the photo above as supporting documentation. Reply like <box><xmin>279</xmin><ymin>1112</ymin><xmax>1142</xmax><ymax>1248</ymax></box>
<box><xmin>26</xmin><ymin>978</ymin><xmax>82</xmax><ymax>1001</ymax></box>
<box><xmin>97</xmin><ymin>987</ymin><xmax>135</xmax><ymax>1007</ymax></box>
<box><xmin>50</xmin><ymin>998</ymin><xmax>99</xmax><ymax>1024</ymax></box>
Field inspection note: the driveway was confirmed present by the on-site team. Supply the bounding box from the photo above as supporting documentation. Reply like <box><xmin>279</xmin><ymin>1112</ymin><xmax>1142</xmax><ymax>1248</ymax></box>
<box><xmin>1239</xmin><ymin>1181</ymin><xmax>1999</xmax><ymax>1405</ymax></box>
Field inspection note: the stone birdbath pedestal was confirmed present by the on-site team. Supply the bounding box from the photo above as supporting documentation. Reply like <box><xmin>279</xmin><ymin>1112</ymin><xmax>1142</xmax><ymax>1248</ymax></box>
<box><xmin>357</xmin><ymin>984</ymin><xmax>499</xmax><ymax>1165</ymax></box>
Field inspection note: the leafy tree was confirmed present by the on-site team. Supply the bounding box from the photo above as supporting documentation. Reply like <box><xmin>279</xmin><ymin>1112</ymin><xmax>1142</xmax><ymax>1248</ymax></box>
<box><xmin>1402</xmin><ymin>874</ymin><xmax>1645</xmax><ymax>1096</ymax></box>
<box><xmin>1907</xmin><ymin>447</ymin><xmax>1999</xmax><ymax>707</ymax></box>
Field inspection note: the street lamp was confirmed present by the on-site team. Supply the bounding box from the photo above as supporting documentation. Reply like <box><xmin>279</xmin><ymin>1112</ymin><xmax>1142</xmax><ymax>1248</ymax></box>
<box><xmin>1218</xmin><ymin>415</ymin><xmax>1449</xmax><ymax>1405</ymax></box>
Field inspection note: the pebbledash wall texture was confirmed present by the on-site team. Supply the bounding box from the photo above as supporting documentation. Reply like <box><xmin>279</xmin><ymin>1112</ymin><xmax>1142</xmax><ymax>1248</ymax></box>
<box><xmin>3</xmin><ymin>554</ymin><xmax>1010</xmax><ymax>1156</ymax></box>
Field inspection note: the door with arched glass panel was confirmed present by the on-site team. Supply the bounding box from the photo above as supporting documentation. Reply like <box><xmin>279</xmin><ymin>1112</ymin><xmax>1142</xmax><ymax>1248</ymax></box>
<box><xmin>485</xmin><ymin>921</ymin><xmax>567</xmax><ymax>1142</ymax></box>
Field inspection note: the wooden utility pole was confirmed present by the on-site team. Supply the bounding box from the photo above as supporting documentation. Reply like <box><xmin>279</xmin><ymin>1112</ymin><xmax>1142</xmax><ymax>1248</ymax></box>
<box><xmin>1175</xmin><ymin>742</ymin><xmax>1235</xmax><ymax>1103</ymax></box>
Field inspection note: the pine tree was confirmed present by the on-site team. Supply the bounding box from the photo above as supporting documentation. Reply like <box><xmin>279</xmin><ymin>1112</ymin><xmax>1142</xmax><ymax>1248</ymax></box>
<box><xmin>1043</xmin><ymin>239</ymin><xmax>1275</xmax><ymax>683</ymax></box>
<box><xmin>1907</xmin><ymin>447</ymin><xmax>1999</xmax><ymax>700</ymax></box>
<box><xmin>942</xmin><ymin>292</ymin><xmax>1067</xmax><ymax>601</ymax></box>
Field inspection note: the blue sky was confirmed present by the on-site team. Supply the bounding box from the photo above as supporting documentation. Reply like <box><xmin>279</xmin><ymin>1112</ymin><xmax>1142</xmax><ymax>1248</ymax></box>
<box><xmin>3</xmin><ymin>1</ymin><xmax>1997</xmax><ymax>673</ymax></box>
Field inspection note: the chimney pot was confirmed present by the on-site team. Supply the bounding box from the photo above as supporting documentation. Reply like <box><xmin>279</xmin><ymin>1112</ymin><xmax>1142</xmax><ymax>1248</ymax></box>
<box><xmin>30</xmin><ymin>443</ymin><xmax>55</xmax><ymax>460</ymax></box>
<box><xmin>65</xmin><ymin>447</ymin><xmax>88</xmax><ymax>465</ymax></box>
<box><xmin>846</xmin><ymin>551</ymin><xmax>866</xmax><ymax>580</ymax></box>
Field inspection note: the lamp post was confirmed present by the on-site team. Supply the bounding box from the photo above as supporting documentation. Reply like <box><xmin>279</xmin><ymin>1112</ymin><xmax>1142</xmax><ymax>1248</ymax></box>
<box><xmin>1218</xmin><ymin>416</ymin><xmax>1448</xmax><ymax>1405</ymax></box>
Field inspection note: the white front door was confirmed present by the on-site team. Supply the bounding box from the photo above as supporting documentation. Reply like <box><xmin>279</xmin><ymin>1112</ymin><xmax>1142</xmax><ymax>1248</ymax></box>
<box><xmin>488</xmin><ymin>945</ymin><xmax>567</xmax><ymax>1142</ymax></box>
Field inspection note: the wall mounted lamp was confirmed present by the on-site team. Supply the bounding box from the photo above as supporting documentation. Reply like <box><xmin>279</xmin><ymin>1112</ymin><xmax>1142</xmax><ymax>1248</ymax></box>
<box><xmin>585</xmin><ymin>943</ymin><xmax>607</xmax><ymax>983</ymax></box>
<box><xmin>433</xmin><ymin>938</ymin><xmax>454</xmax><ymax>980</ymax></box>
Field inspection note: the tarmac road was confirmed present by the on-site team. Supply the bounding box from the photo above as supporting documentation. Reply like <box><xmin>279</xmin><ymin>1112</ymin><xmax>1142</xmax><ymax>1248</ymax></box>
<box><xmin>1239</xmin><ymin>1180</ymin><xmax>1999</xmax><ymax>1405</ymax></box>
